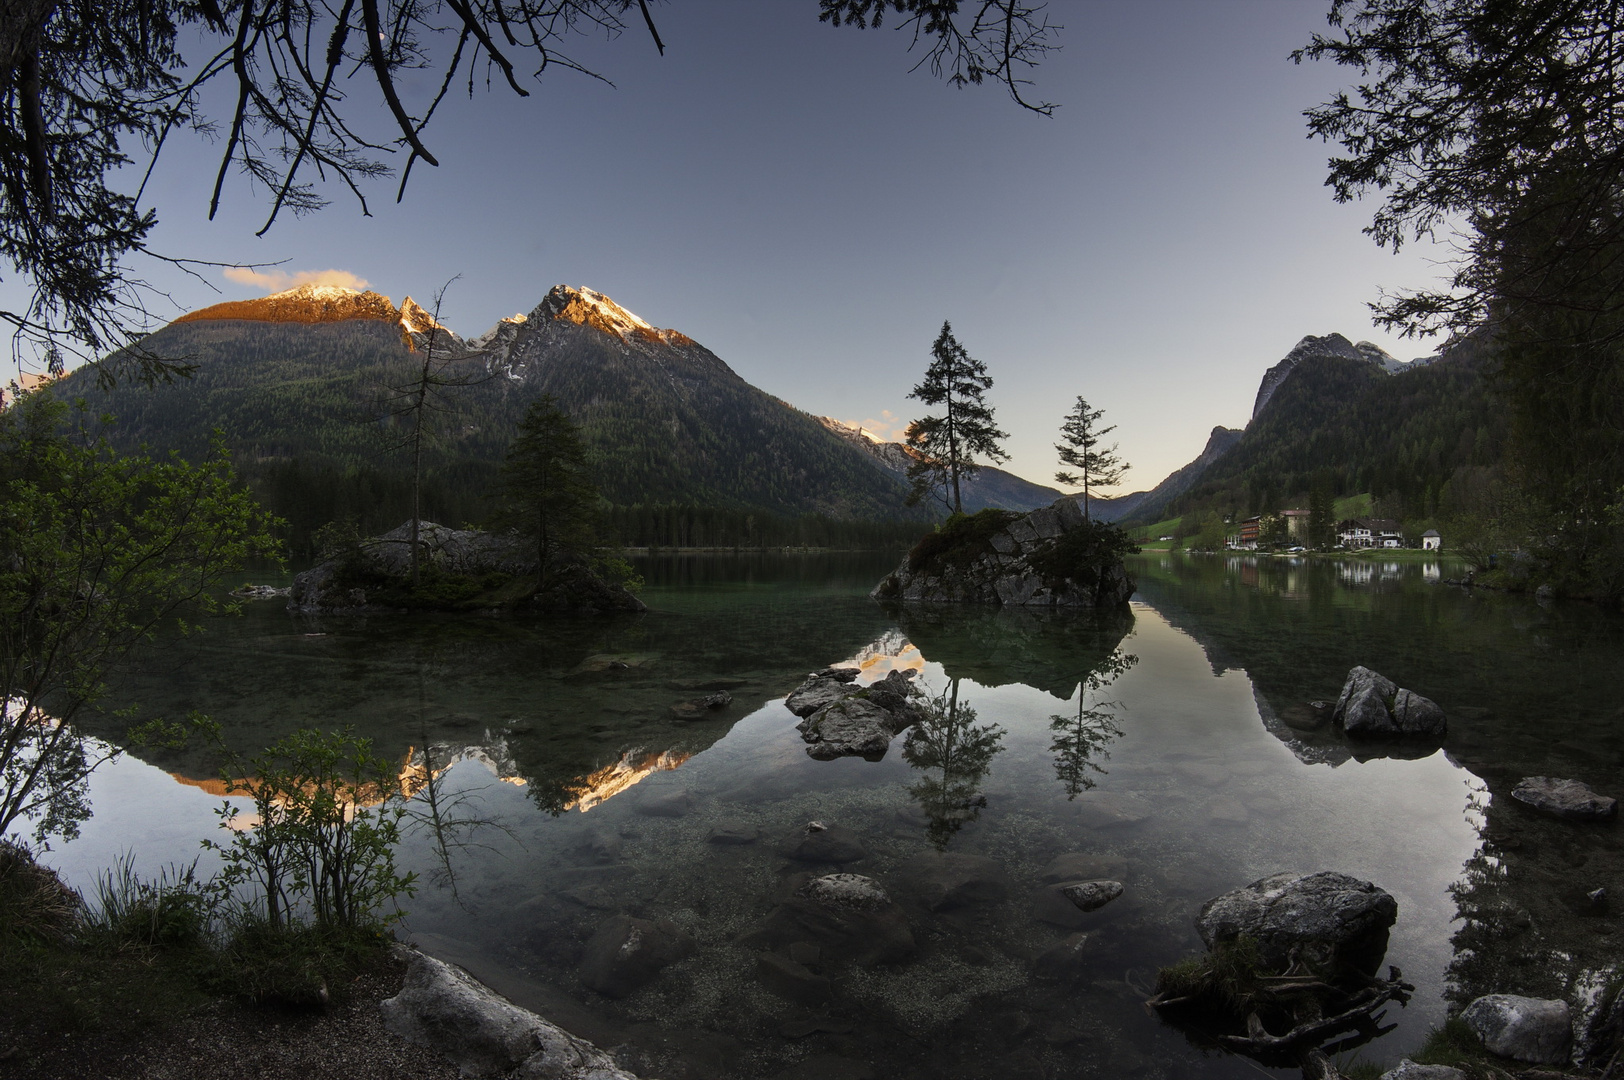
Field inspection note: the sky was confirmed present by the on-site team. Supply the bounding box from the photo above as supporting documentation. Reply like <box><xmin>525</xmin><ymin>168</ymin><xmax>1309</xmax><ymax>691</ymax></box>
<box><xmin>43</xmin><ymin>1</ymin><xmax>1456</xmax><ymax>494</ymax></box>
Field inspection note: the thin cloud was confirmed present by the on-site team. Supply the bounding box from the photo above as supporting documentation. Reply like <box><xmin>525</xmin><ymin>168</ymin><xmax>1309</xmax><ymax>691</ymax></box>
<box><xmin>223</xmin><ymin>267</ymin><xmax>371</xmax><ymax>293</ymax></box>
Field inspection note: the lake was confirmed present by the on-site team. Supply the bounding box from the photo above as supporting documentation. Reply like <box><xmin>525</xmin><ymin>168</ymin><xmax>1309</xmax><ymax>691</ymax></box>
<box><xmin>33</xmin><ymin>551</ymin><xmax>1624</xmax><ymax>1079</ymax></box>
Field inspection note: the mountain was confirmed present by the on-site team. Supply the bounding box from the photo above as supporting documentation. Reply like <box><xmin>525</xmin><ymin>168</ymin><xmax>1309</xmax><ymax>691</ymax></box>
<box><xmin>1248</xmin><ymin>333</ymin><xmax>1438</xmax><ymax>420</ymax></box>
<box><xmin>1134</xmin><ymin>331</ymin><xmax>1500</xmax><ymax>525</ymax></box>
<box><xmin>1095</xmin><ymin>425</ymin><xmax>1245</xmax><ymax>526</ymax></box>
<box><xmin>813</xmin><ymin>416</ymin><xmax>1064</xmax><ymax>513</ymax></box>
<box><xmin>57</xmin><ymin>284</ymin><xmax>947</xmax><ymax>546</ymax></box>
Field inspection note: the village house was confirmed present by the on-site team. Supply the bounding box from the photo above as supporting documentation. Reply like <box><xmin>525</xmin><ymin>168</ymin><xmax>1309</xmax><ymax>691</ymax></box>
<box><xmin>1336</xmin><ymin>517</ymin><xmax>1405</xmax><ymax>549</ymax></box>
<box><xmin>1422</xmin><ymin>529</ymin><xmax>1441</xmax><ymax>551</ymax></box>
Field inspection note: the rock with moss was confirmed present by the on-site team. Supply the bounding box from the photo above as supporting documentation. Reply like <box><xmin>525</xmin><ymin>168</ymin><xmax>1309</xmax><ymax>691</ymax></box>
<box><xmin>871</xmin><ymin>499</ymin><xmax>1136</xmax><ymax>608</ymax></box>
<box><xmin>289</xmin><ymin>521</ymin><xmax>644</xmax><ymax>614</ymax></box>
<box><xmin>1332</xmin><ymin>666</ymin><xmax>1446</xmax><ymax>740</ymax></box>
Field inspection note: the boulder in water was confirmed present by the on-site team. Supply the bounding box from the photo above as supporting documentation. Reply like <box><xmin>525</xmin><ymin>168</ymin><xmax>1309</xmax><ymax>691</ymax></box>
<box><xmin>1461</xmin><ymin>993</ymin><xmax>1571</xmax><ymax>1065</ymax></box>
<box><xmin>1195</xmin><ymin>870</ymin><xmax>1397</xmax><ymax>976</ymax></box>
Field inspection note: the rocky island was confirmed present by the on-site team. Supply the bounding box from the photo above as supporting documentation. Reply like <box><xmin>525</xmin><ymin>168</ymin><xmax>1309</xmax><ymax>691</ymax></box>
<box><xmin>289</xmin><ymin>521</ymin><xmax>645</xmax><ymax>614</ymax></box>
<box><xmin>871</xmin><ymin>498</ymin><xmax>1137</xmax><ymax>607</ymax></box>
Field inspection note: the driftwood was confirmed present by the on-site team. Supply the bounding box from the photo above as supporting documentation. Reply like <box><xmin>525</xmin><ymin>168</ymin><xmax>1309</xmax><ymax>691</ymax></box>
<box><xmin>1145</xmin><ymin>960</ymin><xmax>1415</xmax><ymax>1080</ymax></box>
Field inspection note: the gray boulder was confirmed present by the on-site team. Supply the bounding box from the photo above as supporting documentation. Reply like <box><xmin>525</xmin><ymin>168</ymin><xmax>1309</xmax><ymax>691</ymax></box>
<box><xmin>1060</xmin><ymin>879</ymin><xmax>1123</xmax><ymax>912</ymax></box>
<box><xmin>784</xmin><ymin>668</ymin><xmax>861</xmax><ymax>717</ymax></box>
<box><xmin>1332</xmin><ymin>666</ymin><xmax>1446</xmax><ymax>739</ymax></box>
<box><xmin>1379</xmin><ymin>1063</ymin><xmax>1467</xmax><ymax>1080</ymax></box>
<box><xmin>577</xmin><ymin>915</ymin><xmax>697</xmax><ymax>998</ymax></box>
<box><xmin>1196</xmin><ymin>871</ymin><xmax>1398</xmax><ymax>975</ymax></box>
<box><xmin>380</xmin><ymin>948</ymin><xmax>638</xmax><ymax>1079</ymax></box>
<box><xmin>1461</xmin><ymin>993</ymin><xmax>1571</xmax><ymax>1065</ymax></box>
<box><xmin>1511</xmin><ymin>776</ymin><xmax>1618</xmax><ymax>821</ymax></box>
<box><xmin>871</xmin><ymin>497</ymin><xmax>1136</xmax><ymax>608</ymax></box>
<box><xmin>795</xmin><ymin>670</ymin><xmax>925</xmax><ymax>761</ymax></box>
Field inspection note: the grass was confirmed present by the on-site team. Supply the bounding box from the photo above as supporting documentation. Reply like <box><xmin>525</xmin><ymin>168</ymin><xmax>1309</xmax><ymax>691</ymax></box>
<box><xmin>1334</xmin><ymin>492</ymin><xmax>1375</xmax><ymax>518</ymax></box>
<box><xmin>1129</xmin><ymin>515</ymin><xmax>1183</xmax><ymax>543</ymax></box>
<box><xmin>0</xmin><ymin>843</ymin><xmax>394</xmax><ymax>1066</ymax></box>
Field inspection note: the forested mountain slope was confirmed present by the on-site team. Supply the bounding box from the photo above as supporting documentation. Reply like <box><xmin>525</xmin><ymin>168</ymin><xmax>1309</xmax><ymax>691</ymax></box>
<box><xmin>1155</xmin><ymin>334</ymin><xmax>1502</xmax><ymax>522</ymax></box>
<box><xmin>53</xmin><ymin>285</ymin><xmax>934</xmax><ymax>547</ymax></box>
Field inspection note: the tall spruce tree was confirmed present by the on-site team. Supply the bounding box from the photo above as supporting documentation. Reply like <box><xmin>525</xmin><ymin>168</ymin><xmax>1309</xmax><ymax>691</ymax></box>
<box><xmin>1054</xmin><ymin>396</ymin><xmax>1129</xmax><ymax>521</ymax></box>
<box><xmin>904</xmin><ymin>322</ymin><xmax>1009</xmax><ymax>515</ymax></box>
<box><xmin>495</xmin><ymin>395</ymin><xmax>598</xmax><ymax>570</ymax></box>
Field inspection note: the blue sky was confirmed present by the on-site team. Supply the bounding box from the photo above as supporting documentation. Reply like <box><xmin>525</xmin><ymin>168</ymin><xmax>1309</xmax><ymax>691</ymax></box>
<box><xmin>54</xmin><ymin>1</ymin><xmax>1453</xmax><ymax>494</ymax></box>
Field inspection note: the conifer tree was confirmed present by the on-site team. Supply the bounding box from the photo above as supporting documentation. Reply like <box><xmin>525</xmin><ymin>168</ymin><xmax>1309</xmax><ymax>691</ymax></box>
<box><xmin>1054</xmin><ymin>396</ymin><xmax>1129</xmax><ymax>521</ymax></box>
<box><xmin>904</xmin><ymin>322</ymin><xmax>1008</xmax><ymax>515</ymax></box>
<box><xmin>495</xmin><ymin>395</ymin><xmax>598</xmax><ymax>570</ymax></box>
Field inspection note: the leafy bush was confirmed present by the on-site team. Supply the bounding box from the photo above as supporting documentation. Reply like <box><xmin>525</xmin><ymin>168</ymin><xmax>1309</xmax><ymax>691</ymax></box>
<box><xmin>906</xmin><ymin>509</ymin><xmax>1020</xmax><ymax>575</ymax></box>
<box><xmin>205</xmin><ymin>726</ymin><xmax>415</xmax><ymax>933</ymax></box>
<box><xmin>1025</xmin><ymin>519</ymin><xmax>1140</xmax><ymax>588</ymax></box>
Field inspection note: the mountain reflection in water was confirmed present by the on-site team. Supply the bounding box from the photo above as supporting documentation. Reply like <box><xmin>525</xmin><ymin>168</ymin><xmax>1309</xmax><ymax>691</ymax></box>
<box><xmin>27</xmin><ymin>552</ymin><xmax>1624</xmax><ymax>1079</ymax></box>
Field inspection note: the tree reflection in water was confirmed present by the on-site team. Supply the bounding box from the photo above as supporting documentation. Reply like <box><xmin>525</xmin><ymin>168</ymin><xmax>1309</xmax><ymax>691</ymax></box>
<box><xmin>1049</xmin><ymin>648</ymin><xmax>1136</xmax><ymax>799</ymax></box>
<box><xmin>903</xmin><ymin>678</ymin><xmax>1005</xmax><ymax>848</ymax></box>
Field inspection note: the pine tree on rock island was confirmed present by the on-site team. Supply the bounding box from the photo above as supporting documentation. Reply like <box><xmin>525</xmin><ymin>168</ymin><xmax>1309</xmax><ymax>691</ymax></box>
<box><xmin>494</xmin><ymin>395</ymin><xmax>599</xmax><ymax>569</ymax></box>
<box><xmin>904</xmin><ymin>322</ymin><xmax>1009</xmax><ymax>515</ymax></box>
<box><xmin>1055</xmin><ymin>397</ymin><xmax>1129</xmax><ymax>521</ymax></box>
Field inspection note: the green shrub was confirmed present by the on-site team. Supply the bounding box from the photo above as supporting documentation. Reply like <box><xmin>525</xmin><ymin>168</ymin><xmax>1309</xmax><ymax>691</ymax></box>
<box><xmin>906</xmin><ymin>509</ymin><xmax>1020</xmax><ymax>575</ymax></box>
<box><xmin>82</xmin><ymin>853</ymin><xmax>211</xmax><ymax>951</ymax></box>
<box><xmin>205</xmin><ymin>726</ymin><xmax>415</xmax><ymax>933</ymax></box>
<box><xmin>1026</xmin><ymin>519</ymin><xmax>1139</xmax><ymax>588</ymax></box>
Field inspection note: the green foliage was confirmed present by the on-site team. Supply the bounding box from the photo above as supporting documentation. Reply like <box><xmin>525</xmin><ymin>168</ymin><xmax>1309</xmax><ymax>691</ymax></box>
<box><xmin>54</xmin><ymin>319</ymin><xmax>932</xmax><ymax>555</ymax></box>
<box><xmin>0</xmin><ymin>394</ymin><xmax>280</xmax><ymax>842</ymax></box>
<box><xmin>906</xmin><ymin>508</ymin><xmax>1021</xmax><ymax>576</ymax></box>
<box><xmin>82</xmin><ymin>854</ymin><xmax>211</xmax><ymax>951</ymax></box>
<box><xmin>905</xmin><ymin>321</ymin><xmax>1010</xmax><ymax>514</ymax></box>
<box><xmin>204</xmin><ymin>726</ymin><xmax>415</xmax><ymax>934</ymax></box>
<box><xmin>1411</xmin><ymin>1018</ymin><xmax>1487</xmax><ymax>1069</ymax></box>
<box><xmin>1154</xmin><ymin>348</ymin><xmax>1504</xmax><ymax>533</ymax></box>
<box><xmin>1054</xmin><ymin>396</ymin><xmax>1130</xmax><ymax>520</ymax></box>
<box><xmin>1183</xmin><ymin>513</ymin><xmax>1228</xmax><ymax>552</ymax></box>
<box><xmin>1154</xmin><ymin>935</ymin><xmax>1270</xmax><ymax>1012</ymax></box>
<box><xmin>492</xmin><ymin>394</ymin><xmax>599</xmax><ymax>566</ymax></box>
<box><xmin>1025</xmin><ymin>519</ymin><xmax>1140</xmax><ymax>587</ymax></box>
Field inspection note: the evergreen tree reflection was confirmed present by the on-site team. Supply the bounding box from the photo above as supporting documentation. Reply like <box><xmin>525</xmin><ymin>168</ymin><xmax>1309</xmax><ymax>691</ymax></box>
<box><xmin>903</xmin><ymin>678</ymin><xmax>1006</xmax><ymax>847</ymax></box>
<box><xmin>1049</xmin><ymin>649</ymin><xmax>1136</xmax><ymax>798</ymax></box>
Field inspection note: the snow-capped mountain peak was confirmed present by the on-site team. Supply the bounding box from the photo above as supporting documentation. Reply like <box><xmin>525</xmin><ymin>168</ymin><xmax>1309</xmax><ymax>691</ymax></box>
<box><xmin>534</xmin><ymin>285</ymin><xmax>694</xmax><ymax>346</ymax></box>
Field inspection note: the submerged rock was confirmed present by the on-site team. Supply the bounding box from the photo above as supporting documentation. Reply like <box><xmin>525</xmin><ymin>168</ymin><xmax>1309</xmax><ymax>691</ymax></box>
<box><xmin>739</xmin><ymin>873</ymin><xmax>915</xmax><ymax>967</ymax></box>
<box><xmin>780</xmin><ymin>821</ymin><xmax>868</xmax><ymax>863</ymax></box>
<box><xmin>577</xmin><ymin>915</ymin><xmax>697</xmax><ymax>998</ymax></box>
<box><xmin>1461</xmin><ymin>993</ymin><xmax>1572</xmax><ymax>1065</ymax></box>
<box><xmin>896</xmin><ymin>852</ymin><xmax>1009</xmax><ymax>911</ymax></box>
<box><xmin>380</xmin><ymin>947</ymin><xmax>639</xmax><ymax>1078</ymax></box>
<box><xmin>1032</xmin><ymin>932</ymin><xmax>1091</xmax><ymax>982</ymax></box>
<box><xmin>1511</xmin><ymin>776</ymin><xmax>1618</xmax><ymax>821</ymax></box>
<box><xmin>1195</xmin><ymin>871</ymin><xmax>1397</xmax><ymax>975</ymax></box>
<box><xmin>1060</xmin><ymin>879</ymin><xmax>1123</xmax><ymax>913</ymax></box>
<box><xmin>756</xmin><ymin>951</ymin><xmax>831</xmax><ymax>1004</ymax></box>
<box><xmin>871</xmin><ymin>499</ymin><xmax>1136</xmax><ymax>608</ymax></box>
<box><xmin>1331</xmin><ymin>666</ymin><xmax>1446</xmax><ymax>739</ymax></box>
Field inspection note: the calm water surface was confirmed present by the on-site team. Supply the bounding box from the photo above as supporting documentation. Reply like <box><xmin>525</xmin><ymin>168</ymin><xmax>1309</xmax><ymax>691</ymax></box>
<box><xmin>35</xmin><ymin>552</ymin><xmax>1624</xmax><ymax>1079</ymax></box>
